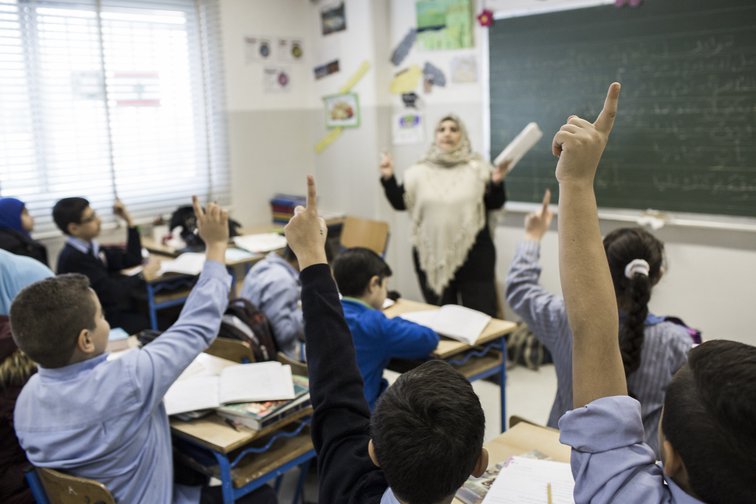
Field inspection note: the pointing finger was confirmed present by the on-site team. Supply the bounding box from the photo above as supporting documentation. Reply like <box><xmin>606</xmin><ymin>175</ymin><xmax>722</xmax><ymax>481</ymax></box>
<box><xmin>192</xmin><ymin>195</ymin><xmax>204</xmax><ymax>221</ymax></box>
<box><xmin>594</xmin><ymin>82</ymin><xmax>621</xmax><ymax>134</ymax></box>
<box><xmin>306</xmin><ymin>176</ymin><xmax>318</xmax><ymax>214</ymax></box>
<box><xmin>541</xmin><ymin>189</ymin><xmax>551</xmax><ymax>216</ymax></box>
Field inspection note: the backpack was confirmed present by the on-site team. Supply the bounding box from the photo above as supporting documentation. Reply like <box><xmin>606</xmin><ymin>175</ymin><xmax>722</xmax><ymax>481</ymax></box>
<box><xmin>218</xmin><ymin>298</ymin><xmax>278</xmax><ymax>362</ymax></box>
<box><xmin>507</xmin><ymin>322</ymin><xmax>553</xmax><ymax>371</ymax></box>
<box><xmin>169</xmin><ymin>206</ymin><xmax>242</xmax><ymax>249</ymax></box>
<box><xmin>662</xmin><ymin>316</ymin><xmax>703</xmax><ymax>345</ymax></box>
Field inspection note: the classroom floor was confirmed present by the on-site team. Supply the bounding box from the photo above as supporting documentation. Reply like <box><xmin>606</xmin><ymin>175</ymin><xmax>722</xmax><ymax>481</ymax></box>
<box><xmin>275</xmin><ymin>363</ymin><xmax>559</xmax><ymax>503</ymax></box>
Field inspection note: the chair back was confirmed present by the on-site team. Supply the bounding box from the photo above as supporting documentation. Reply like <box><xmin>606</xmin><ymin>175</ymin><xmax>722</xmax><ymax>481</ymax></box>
<box><xmin>277</xmin><ymin>351</ymin><xmax>308</xmax><ymax>377</ymax></box>
<box><xmin>34</xmin><ymin>467</ymin><xmax>115</xmax><ymax>504</ymax></box>
<box><xmin>339</xmin><ymin>216</ymin><xmax>390</xmax><ymax>256</ymax></box>
<box><xmin>205</xmin><ymin>337</ymin><xmax>256</xmax><ymax>363</ymax></box>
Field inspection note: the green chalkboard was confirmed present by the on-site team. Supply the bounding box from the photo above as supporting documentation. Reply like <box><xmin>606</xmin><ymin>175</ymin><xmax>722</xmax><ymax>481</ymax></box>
<box><xmin>489</xmin><ymin>0</ymin><xmax>756</xmax><ymax>217</ymax></box>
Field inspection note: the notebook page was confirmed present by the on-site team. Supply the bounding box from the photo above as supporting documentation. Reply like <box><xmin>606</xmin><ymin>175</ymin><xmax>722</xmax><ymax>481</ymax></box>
<box><xmin>219</xmin><ymin>362</ymin><xmax>295</xmax><ymax>404</ymax></box>
<box><xmin>482</xmin><ymin>457</ymin><xmax>574</xmax><ymax>504</ymax></box>
<box><xmin>164</xmin><ymin>376</ymin><xmax>220</xmax><ymax>416</ymax></box>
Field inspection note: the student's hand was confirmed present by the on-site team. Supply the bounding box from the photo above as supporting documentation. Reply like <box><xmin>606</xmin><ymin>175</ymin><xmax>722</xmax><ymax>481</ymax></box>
<box><xmin>141</xmin><ymin>257</ymin><xmax>161</xmax><ymax>282</ymax></box>
<box><xmin>491</xmin><ymin>159</ymin><xmax>511</xmax><ymax>184</ymax></box>
<box><xmin>379</xmin><ymin>151</ymin><xmax>394</xmax><ymax>180</ymax></box>
<box><xmin>113</xmin><ymin>198</ymin><xmax>134</xmax><ymax>227</ymax></box>
<box><xmin>284</xmin><ymin>176</ymin><xmax>327</xmax><ymax>270</ymax></box>
<box><xmin>524</xmin><ymin>189</ymin><xmax>553</xmax><ymax>241</ymax></box>
<box><xmin>192</xmin><ymin>196</ymin><xmax>228</xmax><ymax>264</ymax></box>
<box><xmin>553</xmin><ymin>83</ymin><xmax>620</xmax><ymax>187</ymax></box>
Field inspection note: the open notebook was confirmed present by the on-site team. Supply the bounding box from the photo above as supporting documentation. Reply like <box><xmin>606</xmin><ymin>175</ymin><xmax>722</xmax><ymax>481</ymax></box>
<box><xmin>481</xmin><ymin>456</ymin><xmax>574</xmax><ymax>504</ymax></box>
<box><xmin>164</xmin><ymin>358</ymin><xmax>295</xmax><ymax>416</ymax></box>
<box><xmin>399</xmin><ymin>305</ymin><xmax>491</xmax><ymax>345</ymax></box>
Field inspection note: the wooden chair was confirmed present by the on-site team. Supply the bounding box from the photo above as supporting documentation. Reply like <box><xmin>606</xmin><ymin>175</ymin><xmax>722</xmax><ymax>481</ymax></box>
<box><xmin>339</xmin><ymin>216</ymin><xmax>390</xmax><ymax>256</ymax></box>
<box><xmin>277</xmin><ymin>351</ymin><xmax>308</xmax><ymax>377</ymax></box>
<box><xmin>27</xmin><ymin>467</ymin><xmax>115</xmax><ymax>504</ymax></box>
<box><xmin>205</xmin><ymin>337</ymin><xmax>256</xmax><ymax>363</ymax></box>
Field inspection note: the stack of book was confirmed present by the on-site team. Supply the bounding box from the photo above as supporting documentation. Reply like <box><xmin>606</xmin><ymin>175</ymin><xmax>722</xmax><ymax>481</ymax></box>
<box><xmin>217</xmin><ymin>375</ymin><xmax>310</xmax><ymax>431</ymax></box>
<box><xmin>270</xmin><ymin>194</ymin><xmax>306</xmax><ymax>225</ymax></box>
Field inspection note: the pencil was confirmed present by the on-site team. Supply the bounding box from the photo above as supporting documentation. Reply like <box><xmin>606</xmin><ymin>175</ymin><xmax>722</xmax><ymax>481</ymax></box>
<box><xmin>547</xmin><ymin>482</ymin><xmax>553</xmax><ymax>504</ymax></box>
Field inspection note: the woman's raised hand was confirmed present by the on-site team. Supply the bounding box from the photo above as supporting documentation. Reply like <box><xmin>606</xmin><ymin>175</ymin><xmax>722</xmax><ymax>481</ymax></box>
<box><xmin>379</xmin><ymin>151</ymin><xmax>394</xmax><ymax>180</ymax></box>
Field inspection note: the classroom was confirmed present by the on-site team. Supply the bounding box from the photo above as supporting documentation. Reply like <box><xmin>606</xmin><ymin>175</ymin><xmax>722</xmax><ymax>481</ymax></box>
<box><xmin>2</xmin><ymin>0</ymin><xmax>755</xmax><ymax>503</ymax></box>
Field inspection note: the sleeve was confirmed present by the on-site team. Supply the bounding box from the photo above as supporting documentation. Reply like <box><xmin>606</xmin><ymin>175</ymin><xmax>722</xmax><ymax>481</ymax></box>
<box><xmin>380</xmin><ymin>316</ymin><xmax>439</xmax><ymax>360</ymax></box>
<box><xmin>103</xmin><ymin>227</ymin><xmax>143</xmax><ymax>271</ymax></box>
<box><xmin>380</xmin><ymin>175</ymin><xmax>407</xmax><ymax>210</ymax></box>
<box><xmin>259</xmin><ymin>273</ymin><xmax>304</xmax><ymax>353</ymax></box>
<box><xmin>505</xmin><ymin>241</ymin><xmax>569</xmax><ymax>350</ymax></box>
<box><xmin>300</xmin><ymin>264</ymin><xmax>388</xmax><ymax>503</ymax></box>
<box><xmin>559</xmin><ymin>396</ymin><xmax>672</xmax><ymax>504</ymax></box>
<box><xmin>484</xmin><ymin>180</ymin><xmax>507</xmax><ymax>210</ymax></box>
<box><xmin>666</xmin><ymin>324</ymin><xmax>693</xmax><ymax>375</ymax></box>
<box><xmin>131</xmin><ymin>260</ymin><xmax>231</xmax><ymax>408</ymax></box>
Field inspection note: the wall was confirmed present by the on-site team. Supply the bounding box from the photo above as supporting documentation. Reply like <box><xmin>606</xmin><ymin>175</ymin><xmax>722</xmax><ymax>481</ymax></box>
<box><xmin>217</xmin><ymin>0</ymin><xmax>756</xmax><ymax>345</ymax></box>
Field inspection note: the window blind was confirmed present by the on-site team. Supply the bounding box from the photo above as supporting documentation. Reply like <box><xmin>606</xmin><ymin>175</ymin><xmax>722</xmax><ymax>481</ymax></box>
<box><xmin>0</xmin><ymin>0</ymin><xmax>229</xmax><ymax>236</ymax></box>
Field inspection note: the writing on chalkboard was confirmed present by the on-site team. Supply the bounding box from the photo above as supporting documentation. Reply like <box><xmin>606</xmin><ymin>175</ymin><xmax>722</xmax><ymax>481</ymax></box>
<box><xmin>489</xmin><ymin>0</ymin><xmax>756</xmax><ymax>218</ymax></box>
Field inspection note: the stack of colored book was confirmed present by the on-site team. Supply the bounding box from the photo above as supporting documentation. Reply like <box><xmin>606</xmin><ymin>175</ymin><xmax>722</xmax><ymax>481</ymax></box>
<box><xmin>270</xmin><ymin>194</ymin><xmax>306</xmax><ymax>225</ymax></box>
<box><xmin>217</xmin><ymin>375</ymin><xmax>310</xmax><ymax>431</ymax></box>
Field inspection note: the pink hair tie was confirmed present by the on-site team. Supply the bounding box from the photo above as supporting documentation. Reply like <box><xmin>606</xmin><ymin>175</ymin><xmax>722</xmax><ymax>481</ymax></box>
<box><xmin>624</xmin><ymin>259</ymin><xmax>650</xmax><ymax>279</ymax></box>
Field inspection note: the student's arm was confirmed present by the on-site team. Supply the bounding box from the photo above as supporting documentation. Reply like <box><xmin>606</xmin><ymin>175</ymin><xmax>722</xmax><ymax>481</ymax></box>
<box><xmin>287</xmin><ymin>177</ymin><xmax>388</xmax><ymax>502</ymax></box>
<box><xmin>505</xmin><ymin>190</ymin><xmax>570</xmax><ymax>349</ymax></box>
<box><xmin>102</xmin><ymin>227</ymin><xmax>143</xmax><ymax>271</ymax></box>
<box><xmin>131</xmin><ymin>198</ymin><xmax>231</xmax><ymax>406</ymax></box>
<box><xmin>381</xmin><ymin>316</ymin><xmax>439</xmax><ymax>360</ymax></box>
<box><xmin>554</xmin><ymin>83</ymin><xmax>626</xmax><ymax>408</ymax></box>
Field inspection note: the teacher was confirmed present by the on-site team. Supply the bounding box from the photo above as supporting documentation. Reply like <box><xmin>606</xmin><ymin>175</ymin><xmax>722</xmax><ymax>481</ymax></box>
<box><xmin>380</xmin><ymin>114</ymin><xmax>508</xmax><ymax>317</ymax></box>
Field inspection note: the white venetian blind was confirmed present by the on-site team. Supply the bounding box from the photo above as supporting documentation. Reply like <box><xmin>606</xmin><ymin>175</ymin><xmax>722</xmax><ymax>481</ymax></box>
<box><xmin>0</xmin><ymin>0</ymin><xmax>228</xmax><ymax>236</ymax></box>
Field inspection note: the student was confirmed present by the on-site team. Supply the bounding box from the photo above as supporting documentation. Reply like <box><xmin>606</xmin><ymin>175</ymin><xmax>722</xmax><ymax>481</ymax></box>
<box><xmin>506</xmin><ymin>191</ymin><xmax>692</xmax><ymax>454</ymax></box>
<box><xmin>240</xmin><ymin>245</ymin><xmax>304</xmax><ymax>360</ymax></box>
<box><xmin>53</xmin><ymin>197</ymin><xmax>157</xmax><ymax>333</ymax></box>
<box><xmin>12</xmin><ymin>198</ymin><xmax>276</xmax><ymax>504</ymax></box>
<box><xmin>285</xmin><ymin>177</ymin><xmax>489</xmax><ymax>504</ymax></box>
<box><xmin>0</xmin><ymin>197</ymin><xmax>48</xmax><ymax>266</ymax></box>
<box><xmin>554</xmin><ymin>83</ymin><xmax>756</xmax><ymax>502</ymax></box>
<box><xmin>333</xmin><ymin>247</ymin><xmax>439</xmax><ymax>410</ymax></box>
<box><xmin>0</xmin><ymin>250</ymin><xmax>53</xmax><ymax>504</ymax></box>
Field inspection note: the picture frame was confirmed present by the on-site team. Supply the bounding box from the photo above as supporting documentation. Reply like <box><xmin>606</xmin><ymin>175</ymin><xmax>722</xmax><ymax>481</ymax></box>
<box><xmin>323</xmin><ymin>92</ymin><xmax>360</xmax><ymax>128</ymax></box>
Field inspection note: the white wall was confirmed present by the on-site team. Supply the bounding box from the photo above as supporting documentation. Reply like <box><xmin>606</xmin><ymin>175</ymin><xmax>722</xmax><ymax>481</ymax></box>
<box><xmin>218</xmin><ymin>0</ymin><xmax>756</xmax><ymax>345</ymax></box>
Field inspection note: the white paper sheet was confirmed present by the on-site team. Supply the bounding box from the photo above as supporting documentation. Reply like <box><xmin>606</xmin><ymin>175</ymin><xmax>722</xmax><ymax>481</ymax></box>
<box><xmin>400</xmin><ymin>305</ymin><xmax>491</xmax><ymax>345</ymax></box>
<box><xmin>482</xmin><ymin>457</ymin><xmax>574</xmax><ymax>504</ymax></box>
<box><xmin>233</xmin><ymin>233</ymin><xmax>288</xmax><ymax>253</ymax></box>
<box><xmin>493</xmin><ymin>122</ymin><xmax>543</xmax><ymax>172</ymax></box>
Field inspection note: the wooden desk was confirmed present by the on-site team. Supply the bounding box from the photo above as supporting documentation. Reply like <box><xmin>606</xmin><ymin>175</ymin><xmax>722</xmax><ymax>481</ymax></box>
<box><xmin>452</xmin><ymin>422</ymin><xmax>570</xmax><ymax>504</ymax></box>
<box><xmin>171</xmin><ymin>408</ymin><xmax>315</xmax><ymax>504</ymax></box>
<box><xmin>384</xmin><ymin>299</ymin><xmax>518</xmax><ymax>432</ymax></box>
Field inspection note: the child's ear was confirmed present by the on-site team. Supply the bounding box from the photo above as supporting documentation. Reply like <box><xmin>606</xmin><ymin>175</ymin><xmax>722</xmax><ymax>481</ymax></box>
<box><xmin>368</xmin><ymin>275</ymin><xmax>382</xmax><ymax>292</ymax></box>
<box><xmin>368</xmin><ymin>439</ymin><xmax>380</xmax><ymax>467</ymax></box>
<box><xmin>67</xmin><ymin>222</ymin><xmax>78</xmax><ymax>236</ymax></box>
<box><xmin>471</xmin><ymin>448</ymin><xmax>489</xmax><ymax>477</ymax></box>
<box><xmin>661</xmin><ymin>439</ymin><xmax>685</xmax><ymax>479</ymax></box>
<box><xmin>77</xmin><ymin>328</ymin><xmax>96</xmax><ymax>354</ymax></box>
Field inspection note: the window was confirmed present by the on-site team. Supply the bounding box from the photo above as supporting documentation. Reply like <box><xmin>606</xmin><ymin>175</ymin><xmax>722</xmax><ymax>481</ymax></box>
<box><xmin>0</xmin><ymin>0</ymin><xmax>228</xmax><ymax>235</ymax></box>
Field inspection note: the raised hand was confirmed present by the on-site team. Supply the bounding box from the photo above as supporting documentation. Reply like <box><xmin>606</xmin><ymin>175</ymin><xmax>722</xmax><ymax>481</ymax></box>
<box><xmin>553</xmin><ymin>83</ymin><xmax>621</xmax><ymax>185</ymax></box>
<box><xmin>524</xmin><ymin>189</ymin><xmax>553</xmax><ymax>241</ymax></box>
<box><xmin>112</xmin><ymin>198</ymin><xmax>133</xmax><ymax>227</ymax></box>
<box><xmin>284</xmin><ymin>176</ymin><xmax>327</xmax><ymax>270</ymax></box>
<box><xmin>379</xmin><ymin>151</ymin><xmax>394</xmax><ymax>180</ymax></box>
<box><xmin>492</xmin><ymin>159</ymin><xmax>511</xmax><ymax>184</ymax></box>
<box><xmin>192</xmin><ymin>196</ymin><xmax>228</xmax><ymax>263</ymax></box>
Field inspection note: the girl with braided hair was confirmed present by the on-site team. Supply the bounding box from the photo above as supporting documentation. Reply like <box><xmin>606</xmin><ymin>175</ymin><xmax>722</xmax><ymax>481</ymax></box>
<box><xmin>505</xmin><ymin>189</ymin><xmax>695</xmax><ymax>455</ymax></box>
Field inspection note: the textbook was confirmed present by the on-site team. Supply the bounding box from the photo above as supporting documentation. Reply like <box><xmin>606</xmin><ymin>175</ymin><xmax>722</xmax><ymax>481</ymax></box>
<box><xmin>217</xmin><ymin>375</ymin><xmax>311</xmax><ymax>431</ymax></box>
<box><xmin>157</xmin><ymin>249</ymin><xmax>257</xmax><ymax>276</ymax></box>
<box><xmin>233</xmin><ymin>233</ymin><xmax>288</xmax><ymax>254</ymax></box>
<box><xmin>399</xmin><ymin>305</ymin><xmax>491</xmax><ymax>345</ymax></box>
<box><xmin>164</xmin><ymin>360</ymin><xmax>295</xmax><ymax>416</ymax></box>
<box><xmin>493</xmin><ymin>122</ymin><xmax>543</xmax><ymax>173</ymax></box>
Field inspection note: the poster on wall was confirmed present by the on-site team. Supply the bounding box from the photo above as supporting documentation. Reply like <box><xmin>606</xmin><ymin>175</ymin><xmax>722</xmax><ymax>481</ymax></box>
<box><xmin>450</xmin><ymin>54</ymin><xmax>477</xmax><ymax>83</ymax></box>
<box><xmin>278</xmin><ymin>38</ymin><xmax>304</xmax><ymax>62</ymax></box>
<box><xmin>392</xmin><ymin>110</ymin><xmax>425</xmax><ymax>145</ymax></box>
<box><xmin>321</xmin><ymin>2</ymin><xmax>347</xmax><ymax>35</ymax></box>
<box><xmin>323</xmin><ymin>92</ymin><xmax>360</xmax><ymax>128</ymax></box>
<box><xmin>263</xmin><ymin>67</ymin><xmax>291</xmax><ymax>93</ymax></box>
<box><xmin>415</xmin><ymin>0</ymin><xmax>474</xmax><ymax>50</ymax></box>
<box><xmin>245</xmin><ymin>36</ymin><xmax>272</xmax><ymax>64</ymax></box>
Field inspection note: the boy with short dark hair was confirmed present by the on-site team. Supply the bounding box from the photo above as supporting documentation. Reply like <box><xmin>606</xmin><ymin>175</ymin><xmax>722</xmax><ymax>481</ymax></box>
<box><xmin>285</xmin><ymin>178</ymin><xmax>488</xmax><ymax>504</ymax></box>
<box><xmin>554</xmin><ymin>83</ymin><xmax>756</xmax><ymax>503</ymax></box>
<box><xmin>52</xmin><ymin>196</ymin><xmax>157</xmax><ymax>333</ymax></box>
<box><xmin>12</xmin><ymin>199</ymin><xmax>276</xmax><ymax>504</ymax></box>
<box><xmin>333</xmin><ymin>247</ymin><xmax>439</xmax><ymax>410</ymax></box>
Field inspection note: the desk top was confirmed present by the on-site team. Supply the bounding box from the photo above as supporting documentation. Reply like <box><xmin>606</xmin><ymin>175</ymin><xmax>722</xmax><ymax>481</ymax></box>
<box><xmin>383</xmin><ymin>299</ymin><xmax>518</xmax><ymax>359</ymax></box>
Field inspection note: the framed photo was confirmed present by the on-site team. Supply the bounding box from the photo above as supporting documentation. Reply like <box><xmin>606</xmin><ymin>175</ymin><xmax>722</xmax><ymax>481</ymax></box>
<box><xmin>323</xmin><ymin>92</ymin><xmax>360</xmax><ymax>128</ymax></box>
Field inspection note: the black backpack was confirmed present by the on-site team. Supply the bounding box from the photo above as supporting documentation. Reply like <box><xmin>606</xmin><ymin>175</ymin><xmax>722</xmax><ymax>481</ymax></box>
<box><xmin>169</xmin><ymin>206</ymin><xmax>242</xmax><ymax>249</ymax></box>
<box><xmin>218</xmin><ymin>298</ymin><xmax>278</xmax><ymax>362</ymax></box>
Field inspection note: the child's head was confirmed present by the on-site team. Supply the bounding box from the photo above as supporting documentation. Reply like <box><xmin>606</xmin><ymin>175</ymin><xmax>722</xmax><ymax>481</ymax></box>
<box><xmin>0</xmin><ymin>197</ymin><xmax>34</xmax><ymax>234</ymax></box>
<box><xmin>53</xmin><ymin>197</ymin><xmax>101</xmax><ymax>240</ymax></box>
<box><xmin>10</xmin><ymin>274</ymin><xmax>110</xmax><ymax>368</ymax></box>
<box><xmin>370</xmin><ymin>360</ymin><xmax>487</xmax><ymax>504</ymax></box>
<box><xmin>660</xmin><ymin>340</ymin><xmax>756</xmax><ymax>502</ymax></box>
<box><xmin>333</xmin><ymin>247</ymin><xmax>392</xmax><ymax>309</ymax></box>
<box><xmin>603</xmin><ymin>227</ymin><xmax>664</xmax><ymax>379</ymax></box>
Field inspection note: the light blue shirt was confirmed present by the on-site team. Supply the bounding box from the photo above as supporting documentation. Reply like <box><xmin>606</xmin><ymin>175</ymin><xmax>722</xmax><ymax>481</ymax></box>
<box><xmin>241</xmin><ymin>252</ymin><xmax>303</xmax><ymax>359</ymax></box>
<box><xmin>559</xmin><ymin>396</ymin><xmax>705</xmax><ymax>504</ymax></box>
<box><xmin>381</xmin><ymin>488</ymin><xmax>402</xmax><ymax>504</ymax></box>
<box><xmin>66</xmin><ymin>236</ymin><xmax>99</xmax><ymax>256</ymax></box>
<box><xmin>0</xmin><ymin>249</ymin><xmax>54</xmax><ymax>315</ymax></box>
<box><xmin>14</xmin><ymin>260</ymin><xmax>231</xmax><ymax>504</ymax></box>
